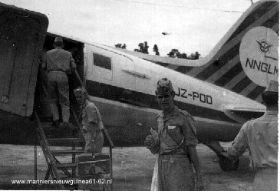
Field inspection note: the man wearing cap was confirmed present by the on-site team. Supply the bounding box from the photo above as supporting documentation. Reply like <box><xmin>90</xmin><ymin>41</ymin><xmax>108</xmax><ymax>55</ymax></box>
<box><xmin>74</xmin><ymin>87</ymin><xmax>104</xmax><ymax>154</ymax></box>
<box><xmin>226</xmin><ymin>80</ymin><xmax>278</xmax><ymax>191</ymax></box>
<box><xmin>145</xmin><ymin>78</ymin><xmax>204</xmax><ymax>191</ymax></box>
<box><xmin>42</xmin><ymin>37</ymin><xmax>76</xmax><ymax>128</ymax></box>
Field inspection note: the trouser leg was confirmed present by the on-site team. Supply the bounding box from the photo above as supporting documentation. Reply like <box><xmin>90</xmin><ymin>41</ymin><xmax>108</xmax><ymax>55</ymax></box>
<box><xmin>61</xmin><ymin>104</ymin><xmax>70</xmax><ymax>122</ymax></box>
<box><xmin>158</xmin><ymin>155</ymin><xmax>194</xmax><ymax>191</ymax></box>
<box><xmin>94</xmin><ymin>130</ymin><xmax>104</xmax><ymax>153</ymax></box>
<box><xmin>158</xmin><ymin>156</ymin><xmax>165</xmax><ymax>191</ymax></box>
<box><xmin>50</xmin><ymin>103</ymin><xmax>59</xmax><ymax>121</ymax></box>
<box><xmin>82</xmin><ymin>131</ymin><xmax>92</xmax><ymax>153</ymax></box>
<box><xmin>82</xmin><ymin>128</ymin><xmax>104</xmax><ymax>154</ymax></box>
<box><xmin>47</xmin><ymin>73</ymin><xmax>59</xmax><ymax>121</ymax></box>
<box><xmin>57</xmin><ymin>74</ymin><xmax>70</xmax><ymax>123</ymax></box>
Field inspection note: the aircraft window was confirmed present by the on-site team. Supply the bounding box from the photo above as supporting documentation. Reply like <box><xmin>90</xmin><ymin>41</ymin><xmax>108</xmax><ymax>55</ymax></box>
<box><xmin>93</xmin><ymin>53</ymin><xmax>111</xmax><ymax>70</ymax></box>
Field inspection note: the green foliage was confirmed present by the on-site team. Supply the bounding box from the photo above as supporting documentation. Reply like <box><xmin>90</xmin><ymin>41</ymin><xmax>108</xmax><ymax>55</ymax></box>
<box><xmin>134</xmin><ymin>41</ymin><xmax>149</xmax><ymax>54</ymax></box>
<box><xmin>153</xmin><ymin>44</ymin><xmax>160</xmax><ymax>56</ymax></box>
<box><xmin>167</xmin><ymin>49</ymin><xmax>200</xmax><ymax>60</ymax></box>
<box><xmin>115</xmin><ymin>43</ymin><xmax>127</xmax><ymax>49</ymax></box>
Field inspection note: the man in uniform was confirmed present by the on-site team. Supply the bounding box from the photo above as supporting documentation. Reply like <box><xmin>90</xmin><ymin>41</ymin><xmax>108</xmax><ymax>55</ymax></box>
<box><xmin>145</xmin><ymin>78</ymin><xmax>204</xmax><ymax>191</ymax></box>
<box><xmin>42</xmin><ymin>36</ymin><xmax>76</xmax><ymax>128</ymax></box>
<box><xmin>74</xmin><ymin>87</ymin><xmax>104</xmax><ymax>154</ymax></box>
<box><xmin>74</xmin><ymin>87</ymin><xmax>107</xmax><ymax>191</ymax></box>
<box><xmin>226</xmin><ymin>80</ymin><xmax>278</xmax><ymax>191</ymax></box>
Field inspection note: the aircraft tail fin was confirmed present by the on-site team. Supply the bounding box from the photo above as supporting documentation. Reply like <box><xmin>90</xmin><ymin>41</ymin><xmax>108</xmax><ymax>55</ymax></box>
<box><xmin>122</xmin><ymin>0</ymin><xmax>278</xmax><ymax>102</ymax></box>
<box><xmin>185</xmin><ymin>0</ymin><xmax>279</xmax><ymax>102</ymax></box>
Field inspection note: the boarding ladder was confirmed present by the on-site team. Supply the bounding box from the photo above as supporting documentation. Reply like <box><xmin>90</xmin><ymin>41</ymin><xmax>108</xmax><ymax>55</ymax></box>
<box><xmin>34</xmin><ymin>71</ymin><xmax>114</xmax><ymax>190</ymax></box>
<box><xmin>35</xmin><ymin>109</ymin><xmax>114</xmax><ymax>190</ymax></box>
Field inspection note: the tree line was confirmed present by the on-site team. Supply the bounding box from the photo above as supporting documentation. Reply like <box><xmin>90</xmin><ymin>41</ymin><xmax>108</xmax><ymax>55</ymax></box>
<box><xmin>115</xmin><ymin>41</ymin><xmax>200</xmax><ymax>60</ymax></box>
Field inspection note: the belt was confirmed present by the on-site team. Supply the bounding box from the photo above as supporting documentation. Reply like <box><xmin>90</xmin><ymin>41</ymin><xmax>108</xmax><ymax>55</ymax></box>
<box><xmin>160</xmin><ymin>144</ymin><xmax>185</xmax><ymax>156</ymax></box>
<box><xmin>160</xmin><ymin>149</ymin><xmax>185</xmax><ymax>156</ymax></box>
<box><xmin>159</xmin><ymin>154</ymin><xmax>187</xmax><ymax>159</ymax></box>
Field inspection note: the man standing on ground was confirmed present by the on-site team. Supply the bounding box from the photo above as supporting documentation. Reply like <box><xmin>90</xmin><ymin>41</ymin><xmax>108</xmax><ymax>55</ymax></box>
<box><xmin>226</xmin><ymin>80</ymin><xmax>278</xmax><ymax>191</ymax></box>
<box><xmin>74</xmin><ymin>87</ymin><xmax>104</xmax><ymax>154</ymax></box>
<box><xmin>42</xmin><ymin>36</ymin><xmax>76</xmax><ymax>128</ymax></box>
<box><xmin>145</xmin><ymin>78</ymin><xmax>204</xmax><ymax>191</ymax></box>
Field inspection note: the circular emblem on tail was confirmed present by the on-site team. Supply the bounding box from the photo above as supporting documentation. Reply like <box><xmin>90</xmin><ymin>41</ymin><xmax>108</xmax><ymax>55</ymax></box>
<box><xmin>239</xmin><ymin>26</ymin><xmax>278</xmax><ymax>87</ymax></box>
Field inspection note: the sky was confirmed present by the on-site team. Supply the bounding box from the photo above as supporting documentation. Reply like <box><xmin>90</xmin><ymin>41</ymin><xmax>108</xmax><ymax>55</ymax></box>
<box><xmin>0</xmin><ymin>0</ymin><xmax>255</xmax><ymax>56</ymax></box>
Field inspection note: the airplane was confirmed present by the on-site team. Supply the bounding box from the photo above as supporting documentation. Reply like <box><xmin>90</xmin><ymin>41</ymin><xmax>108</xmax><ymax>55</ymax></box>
<box><xmin>0</xmin><ymin>0</ymin><xmax>277</xmax><ymax>172</ymax></box>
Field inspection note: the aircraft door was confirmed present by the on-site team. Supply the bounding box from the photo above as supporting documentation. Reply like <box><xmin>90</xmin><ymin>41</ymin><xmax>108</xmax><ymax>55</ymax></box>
<box><xmin>0</xmin><ymin>4</ymin><xmax>48</xmax><ymax>117</ymax></box>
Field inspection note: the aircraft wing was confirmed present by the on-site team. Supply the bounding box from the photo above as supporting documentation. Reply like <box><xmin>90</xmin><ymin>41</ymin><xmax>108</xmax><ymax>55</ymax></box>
<box><xmin>223</xmin><ymin>104</ymin><xmax>265</xmax><ymax>123</ymax></box>
<box><xmin>116</xmin><ymin>49</ymin><xmax>203</xmax><ymax>67</ymax></box>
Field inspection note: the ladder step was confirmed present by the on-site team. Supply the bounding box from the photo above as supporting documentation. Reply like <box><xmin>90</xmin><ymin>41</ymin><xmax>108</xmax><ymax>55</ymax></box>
<box><xmin>48</xmin><ymin>138</ymin><xmax>84</xmax><ymax>145</ymax></box>
<box><xmin>41</xmin><ymin>122</ymin><xmax>78</xmax><ymax>131</ymax></box>
<box><xmin>77</xmin><ymin>159</ymin><xmax>110</xmax><ymax>164</ymax></box>
<box><xmin>56</xmin><ymin>163</ymin><xmax>77</xmax><ymax>168</ymax></box>
<box><xmin>51</xmin><ymin>150</ymin><xmax>84</xmax><ymax>156</ymax></box>
<box><xmin>42</xmin><ymin>127</ymin><xmax>80</xmax><ymax>139</ymax></box>
<box><xmin>41</xmin><ymin>122</ymin><xmax>53</xmax><ymax>128</ymax></box>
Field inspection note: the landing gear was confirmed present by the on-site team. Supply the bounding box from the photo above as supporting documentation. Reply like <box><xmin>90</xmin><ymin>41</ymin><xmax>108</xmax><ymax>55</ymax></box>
<box><xmin>218</xmin><ymin>154</ymin><xmax>239</xmax><ymax>171</ymax></box>
<box><xmin>204</xmin><ymin>141</ymin><xmax>239</xmax><ymax>171</ymax></box>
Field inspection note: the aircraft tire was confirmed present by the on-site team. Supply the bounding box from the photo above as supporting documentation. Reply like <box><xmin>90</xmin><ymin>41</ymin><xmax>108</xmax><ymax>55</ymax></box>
<box><xmin>218</xmin><ymin>155</ymin><xmax>239</xmax><ymax>171</ymax></box>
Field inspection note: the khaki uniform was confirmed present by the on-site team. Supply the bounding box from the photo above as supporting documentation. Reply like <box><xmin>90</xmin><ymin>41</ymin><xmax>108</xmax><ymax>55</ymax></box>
<box><xmin>156</xmin><ymin>106</ymin><xmax>198</xmax><ymax>191</ymax></box>
<box><xmin>81</xmin><ymin>100</ymin><xmax>104</xmax><ymax>154</ymax></box>
<box><xmin>228</xmin><ymin>110</ymin><xmax>278</xmax><ymax>191</ymax></box>
<box><xmin>42</xmin><ymin>47</ymin><xmax>76</xmax><ymax>122</ymax></box>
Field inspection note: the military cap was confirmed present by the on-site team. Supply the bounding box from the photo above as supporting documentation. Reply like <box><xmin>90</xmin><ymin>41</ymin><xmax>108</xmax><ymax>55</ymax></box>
<box><xmin>155</xmin><ymin>78</ymin><xmax>174</xmax><ymax>94</ymax></box>
<box><xmin>73</xmin><ymin>87</ymin><xmax>87</xmax><ymax>97</ymax></box>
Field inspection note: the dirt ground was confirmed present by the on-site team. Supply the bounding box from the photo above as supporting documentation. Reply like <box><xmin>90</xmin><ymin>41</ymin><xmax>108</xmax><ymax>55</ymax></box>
<box><xmin>0</xmin><ymin>143</ymin><xmax>254</xmax><ymax>190</ymax></box>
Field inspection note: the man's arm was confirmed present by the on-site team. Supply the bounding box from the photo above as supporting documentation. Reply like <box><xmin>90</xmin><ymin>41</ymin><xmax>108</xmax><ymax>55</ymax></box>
<box><xmin>70</xmin><ymin>54</ymin><xmax>76</xmax><ymax>71</ymax></box>
<box><xmin>41</xmin><ymin>53</ymin><xmax>47</xmax><ymax>70</ymax></box>
<box><xmin>188</xmin><ymin>145</ymin><xmax>204</xmax><ymax>191</ymax></box>
<box><xmin>83</xmin><ymin>104</ymin><xmax>99</xmax><ymax>131</ymax></box>
<box><xmin>144</xmin><ymin>128</ymin><xmax>160</xmax><ymax>154</ymax></box>
<box><xmin>181</xmin><ymin>114</ymin><xmax>204</xmax><ymax>190</ymax></box>
<box><xmin>188</xmin><ymin>146</ymin><xmax>201</xmax><ymax>174</ymax></box>
<box><xmin>227</xmin><ymin>123</ymin><xmax>249</xmax><ymax>159</ymax></box>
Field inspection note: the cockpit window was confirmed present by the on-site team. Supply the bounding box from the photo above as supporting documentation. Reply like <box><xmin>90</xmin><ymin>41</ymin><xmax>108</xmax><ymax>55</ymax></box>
<box><xmin>93</xmin><ymin>53</ymin><xmax>111</xmax><ymax>70</ymax></box>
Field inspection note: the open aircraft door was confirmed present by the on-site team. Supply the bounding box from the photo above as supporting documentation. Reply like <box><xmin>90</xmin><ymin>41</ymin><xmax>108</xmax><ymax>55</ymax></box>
<box><xmin>0</xmin><ymin>3</ymin><xmax>48</xmax><ymax>117</ymax></box>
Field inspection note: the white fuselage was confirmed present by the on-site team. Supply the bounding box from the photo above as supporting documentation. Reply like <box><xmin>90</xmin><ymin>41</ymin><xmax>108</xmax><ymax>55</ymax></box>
<box><xmin>80</xmin><ymin>43</ymin><xmax>265</xmax><ymax>144</ymax></box>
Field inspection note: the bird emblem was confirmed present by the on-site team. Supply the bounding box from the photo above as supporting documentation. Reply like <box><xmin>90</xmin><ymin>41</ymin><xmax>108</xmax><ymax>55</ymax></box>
<box><xmin>256</xmin><ymin>40</ymin><xmax>272</xmax><ymax>53</ymax></box>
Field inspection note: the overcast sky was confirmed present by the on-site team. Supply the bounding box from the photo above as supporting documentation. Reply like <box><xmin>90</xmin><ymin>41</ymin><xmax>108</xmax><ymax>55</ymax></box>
<box><xmin>1</xmin><ymin>0</ymin><xmax>255</xmax><ymax>56</ymax></box>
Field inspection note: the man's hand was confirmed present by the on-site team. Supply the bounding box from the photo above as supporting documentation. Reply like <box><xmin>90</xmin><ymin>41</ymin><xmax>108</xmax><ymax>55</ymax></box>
<box><xmin>144</xmin><ymin>134</ymin><xmax>159</xmax><ymax>154</ymax></box>
<box><xmin>144</xmin><ymin>128</ymin><xmax>159</xmax><ymax>147</ymax></box>
<box><xmin>219</xmin><ymin>150</ymin><xmax>237</xmax><ymax>161</ymax></box>
<box><xmin>219</xmin><ymin>150</ymin><xmax>229</xmax><ymax>158</ymax></box>
<box><xmin>144</xmin><ymin>135</ymin><xmax>153</xmax><ymax>147</ymax></box>
<box><xmin>150</xmin><ymin>128</ymin><xmax>158</xmax><ymax>138</ymax></box>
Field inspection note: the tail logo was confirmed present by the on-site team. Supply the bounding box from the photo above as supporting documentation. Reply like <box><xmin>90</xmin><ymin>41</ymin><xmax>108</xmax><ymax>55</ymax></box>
<box><xmin>239</xmin><ymin>26</ymin><xmax>278</xmax><ymax>87</ymax></box>
<box><xmin>256</xmin><ymin>40</ymin><xmax>272</xmax><ymax>53</ymax></box>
